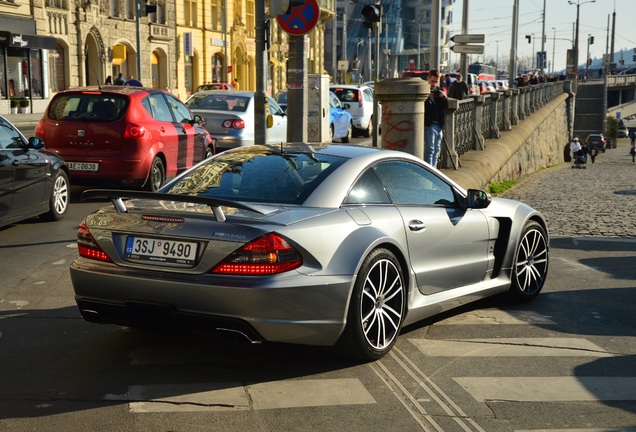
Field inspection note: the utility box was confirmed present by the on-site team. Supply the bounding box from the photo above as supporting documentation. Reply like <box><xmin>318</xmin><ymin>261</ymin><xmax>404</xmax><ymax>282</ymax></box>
<box><xmin>307</xmin><ymin>74</ymin><xmax>330</xmax><ymax>143</ymax></box>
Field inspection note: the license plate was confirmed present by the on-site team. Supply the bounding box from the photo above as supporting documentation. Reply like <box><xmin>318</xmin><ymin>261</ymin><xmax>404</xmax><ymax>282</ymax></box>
<box><xmin>68</xmin><ymin>162</ymin><xmax>99</xmax><ymax>172</ymax></box>
<box><xmin>125</xmin><ymin>236</ymin><xmax>198</xmax><ymax>266</ymax></box>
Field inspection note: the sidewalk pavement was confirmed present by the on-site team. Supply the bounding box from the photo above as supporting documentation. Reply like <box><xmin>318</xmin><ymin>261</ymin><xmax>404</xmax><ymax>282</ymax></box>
<box><xmin>501</xmin><ymin>138</ymin><xmax>635</xmax><ymax>239</ymax></box>
<box><xmin>4</xmin><ymin>112</ymin><xmax>43</xmax><ymax>130</ymax></box>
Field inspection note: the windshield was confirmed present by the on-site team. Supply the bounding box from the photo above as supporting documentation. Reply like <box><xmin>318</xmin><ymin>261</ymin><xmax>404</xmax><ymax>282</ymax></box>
<box><xmin>186</xmin><ymin>94</ymin><xmax>250</xmax><ymax>112</ymax></box>
<box><xmin>165</xmin><ymin>146</ymin><xmax>348</xmax><ymax>204</ymax></box>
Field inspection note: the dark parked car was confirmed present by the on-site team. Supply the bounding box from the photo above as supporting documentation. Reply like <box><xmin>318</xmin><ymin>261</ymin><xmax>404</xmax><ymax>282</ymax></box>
<box><xmin>35</xmin><ymin>86</ymin><xmax>214</xmax><ymax>192</ymax></box>
<box><xmin>585</xmin><ymin>134</ymin><xmax>606</xmax><ymax>153</ymax></box>
<box><xmin>0</xmin><ymin>115</ymin><xmax>69</xmax><ymax>229</ymax></box>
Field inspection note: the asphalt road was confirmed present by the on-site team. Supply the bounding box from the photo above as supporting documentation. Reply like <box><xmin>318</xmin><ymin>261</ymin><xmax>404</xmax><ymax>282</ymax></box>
<box><xmin>0</xmin><ymin>137</ymin><xmax>635</xmax><ymax>431</ymax></box>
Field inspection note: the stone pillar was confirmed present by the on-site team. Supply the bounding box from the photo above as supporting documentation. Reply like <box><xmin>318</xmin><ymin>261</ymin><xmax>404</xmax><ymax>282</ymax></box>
<box><xmin>510</xmin><ymin>88</ymin><xmax>520</xmax><ymax>125</ymax></box>
<box><xmin>375</xmin><ymin>78</ymin><xmax>429</xmax><ymax>160</ymax></box>
<box><xmin>502</xmin><ymin>90</ymin><xmax>512</xmax><ymax>131</ymax></box>
<box><xmin>489</xmin><ymin>92</ymin><xmax>500</xmax><ymax>139</ymax></box>
<box><xmin>471</xmin><ymin>94</ymin><xmax>485</xmax><ymax>150</ymax></box>
<box><xmin>440</xmin><ymin>99</ymin><xmax>459</xmax><ymax>169</ymax></box>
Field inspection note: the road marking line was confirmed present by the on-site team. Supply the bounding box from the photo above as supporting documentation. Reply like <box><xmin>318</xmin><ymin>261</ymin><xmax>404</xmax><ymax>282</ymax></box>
<box><xmin>454</xmin><ymin>377</ymin><xmax>636</xmax><ymax>402</ymax></box>
<box><xmin>409</xmin><ymin>338</ymin><xmax>612</xmax><ymax>357</ymax></box>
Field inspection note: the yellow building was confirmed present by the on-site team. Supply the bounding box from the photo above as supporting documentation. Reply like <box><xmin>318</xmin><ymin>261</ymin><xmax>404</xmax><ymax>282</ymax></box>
<box><xmin>0</xmin><ymin>0</ymin><xmax>335</xmax><ymax>114</ymax></box>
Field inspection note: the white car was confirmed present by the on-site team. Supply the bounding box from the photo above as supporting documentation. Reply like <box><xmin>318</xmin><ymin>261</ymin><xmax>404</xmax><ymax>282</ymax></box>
<box><xmin>330</xmin><ymin>84</ymin><xmax>379</xmax><ymax>137</ymax></box>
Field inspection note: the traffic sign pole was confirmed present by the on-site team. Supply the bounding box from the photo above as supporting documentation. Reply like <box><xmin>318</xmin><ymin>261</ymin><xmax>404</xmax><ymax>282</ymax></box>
<box><xmin>255</xmin><ymin>0</ymin><xmax>267</xmax><ymax>145</ymax></box>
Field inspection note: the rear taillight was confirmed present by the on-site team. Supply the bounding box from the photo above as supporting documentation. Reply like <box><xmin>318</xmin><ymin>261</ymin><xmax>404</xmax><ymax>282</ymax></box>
<box><xmin>358</xmin><ymin>91</ymin><xmax>364</xmax><ymax>108</ymax></box>
<box><xmin>35</xmin><ymin>121</ymin><xmax>44</xmax><ymax>138</ymax></box>
<box><xmin>221</xmin><ymin>119</ymin><xmax>245</xmax><ymax>129</ymax></box>
<box><xmin>124</xmin><ymin>123</ymin><xmax>146</xmax><ymax>138</ymax></box>
<box><xmin>77</xmin><ymin>219</ymin><xmax>113</xmax><ymax>263</ymax></box>
<box><xmin>210</xmin><ymin>233</ymin><xmax>302</xmax><ymax>275</ymax></box>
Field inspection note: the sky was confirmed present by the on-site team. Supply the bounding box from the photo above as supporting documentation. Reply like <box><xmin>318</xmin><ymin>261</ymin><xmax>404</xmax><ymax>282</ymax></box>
<box><xmin>450</xmin><ymin>0</ymin><xmax>636</xmax><ymax>73</ymax></box>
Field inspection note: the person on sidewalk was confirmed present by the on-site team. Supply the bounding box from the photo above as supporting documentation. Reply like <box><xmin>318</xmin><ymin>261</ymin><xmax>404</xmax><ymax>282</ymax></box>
<box><xmin>570</xmin><ymin>137</ymin><xmax>582</xmax><ymax>167</ymax></box>
<box><xmin>424</xmin><ymin>69</ymin><xmax>448</xmax><ymax>168</ymax></box>
<box><xmin>448</xmin><ymin>73</ymin><xmax>468</xmax><ymax>100</ymax></box>
<box><xmin>630</xmin><ymin>140</ymin><xmax>636</xmax><ymax>162</ymax></box>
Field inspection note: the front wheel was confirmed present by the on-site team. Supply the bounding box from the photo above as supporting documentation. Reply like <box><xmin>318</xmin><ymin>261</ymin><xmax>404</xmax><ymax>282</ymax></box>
<box><xmin>338</xmin><ymin>248</ymin><xmax>405</xmax><ymax>361</ymax></box>
<box><xmin>506</xmin><ymin>220</ymin><xmax>549</xmax><ymax>302</ymax></box>
<box><xmin>41</xmin><ymin>170</ymin><xmax>69</xmax><ymax>221</ymax></box>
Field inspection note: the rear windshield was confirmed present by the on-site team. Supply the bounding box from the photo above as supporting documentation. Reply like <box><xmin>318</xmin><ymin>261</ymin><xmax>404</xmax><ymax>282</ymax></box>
<box><xmin>186</xmin><ymin>94</ymin><xmax>250</xmax><ymax>112</ymax></box>
<box><xmin>331</xmin><ymin>88</ymin><xmax>359</xmax><ymax>103</ymax></box>
<box><xmin>165</xmin><ymin>147</ymin><xmax>348</xmax><ymax>204</ymax></box>
<box><xmin>401</xmin><ymin>71</ymin><xmax>429</xmax><ymax>80</ymax></box>
<box><xmin>48</xmin><ymin>93</ymin><xmax>127</xmax><ymax>121</ymax></box>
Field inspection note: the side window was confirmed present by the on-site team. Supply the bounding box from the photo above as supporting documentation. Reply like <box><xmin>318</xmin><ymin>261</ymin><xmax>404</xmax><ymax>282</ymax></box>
<box><xmin>345</xmin><ymin>169</ymin><xmax>391</xmax><ymax>204</ymax></box>
<box><xmin>0</xmin><ymin>119</ymin><xmax>24</xmax><ymax>149</ymax></box>
<box><xmin>146</xmin><ymin>94</ymin><xmax>174</xmax><ymax>122</ymax></box>
<box><xmin>267</xmin><ymin>97</ymin><xmax>283</xmax><ymax>116</ymax></box>
<box><xmin>373</xmin><ymin>161</ymin><xmax>456</xmax><ymax>206</ymax></box>
<box><xmin>166</xmin><ymin>94</ymin><xmax>193</xmax><ymax>123</ymax></box>
<box><xmin>363</xmin><ymin>89</ymin><xmax>374</xmax><ymax>102</ymax></box>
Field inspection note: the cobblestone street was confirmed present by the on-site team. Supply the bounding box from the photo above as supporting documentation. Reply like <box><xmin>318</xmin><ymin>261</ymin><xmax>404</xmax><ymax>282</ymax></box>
<box><xmin>502</xmin><ymin>138</ymin><xmax>635</xmax><ymax>238</ymax></box>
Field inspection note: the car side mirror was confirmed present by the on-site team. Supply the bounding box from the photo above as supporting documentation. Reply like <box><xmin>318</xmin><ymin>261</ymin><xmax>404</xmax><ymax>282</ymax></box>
<box><xmin>465</xmin><ymin>189</ymin><xmax>492</xmax><ymax>209</ymax></box>
<box><xmin>193</xmin><ymin>114</ymin><xmax>205</xmax><ymax>127</ymax></box>
<box><xmin>28</xmin><ymin>136</ymin><xmax>45</xmax><ymax>150</ymax></box>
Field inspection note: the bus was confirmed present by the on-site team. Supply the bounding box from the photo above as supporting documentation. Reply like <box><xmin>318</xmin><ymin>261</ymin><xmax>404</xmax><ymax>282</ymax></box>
<box><xmin>468</xmin><ymin>63</ymin><xmax>497</xmax><ymax>81</ymax></box>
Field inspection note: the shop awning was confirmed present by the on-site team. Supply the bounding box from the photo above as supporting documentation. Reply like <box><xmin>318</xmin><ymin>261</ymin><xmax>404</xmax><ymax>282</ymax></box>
<box><xmin>0</xmin><ymin>31</ymin><xmax>57</xmax><ymax>50</ymax></box>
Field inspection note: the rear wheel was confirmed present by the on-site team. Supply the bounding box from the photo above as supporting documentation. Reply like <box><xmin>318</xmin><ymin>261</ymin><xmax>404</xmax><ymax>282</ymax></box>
<box><xmin>146</xmin><ymin>157</ymin><xmax>165</xmax><ymax>192</ymax></box>
<box><xmin>363</xmin><ymin>116</ymin><xmax>373</xmax><ymax>137</ymax></box>
<box><xmin>506</xmin><ymin>220</ymin><xmax>549</xmax><ymax>302</ymax></box>
<box><xmin>341</xmin><ymin>121</ymin><xmax>352</xmax><ymax>143</ymax></box>
<box><xmin>338</xmin><ymin>248</ymin><xmax>405</xmax><ymax>361</ymax></box>
<box><xmin>41</xmin><ymin>171</ymin><xmax>69</xmax><ymax>221</ymax></box>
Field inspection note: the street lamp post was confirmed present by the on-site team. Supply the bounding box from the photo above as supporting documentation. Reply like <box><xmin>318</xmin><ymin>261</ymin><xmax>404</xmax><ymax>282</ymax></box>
<box><xmin>551</xmin><ymin>27</ymin><xmax>556</xmax><ymax>75</ymax></box>
<box><xmin>568</xmin><ymin>0</ymin><xmax>596</xmax><ymax>89</ymax></box>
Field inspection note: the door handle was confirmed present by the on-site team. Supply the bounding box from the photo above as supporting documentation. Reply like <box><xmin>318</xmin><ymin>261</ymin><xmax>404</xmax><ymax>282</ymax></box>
<box><xmin>408</xmin><ymin>220</ymin><xmax>426</xmax><ymax>231</ymax></box>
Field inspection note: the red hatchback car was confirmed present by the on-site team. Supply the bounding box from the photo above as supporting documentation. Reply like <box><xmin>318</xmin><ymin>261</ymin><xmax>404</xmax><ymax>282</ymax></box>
<box><xmin>35</xmin><ymin>86</ymin><xmax>214</xmax><ymax>191</ymax></box>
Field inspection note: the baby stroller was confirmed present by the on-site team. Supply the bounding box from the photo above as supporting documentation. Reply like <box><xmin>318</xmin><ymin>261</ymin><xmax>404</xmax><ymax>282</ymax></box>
<box><xmin>572</xmin><ymin>149</ymin><xmax>587</xmax><ymax>169</ymax></box>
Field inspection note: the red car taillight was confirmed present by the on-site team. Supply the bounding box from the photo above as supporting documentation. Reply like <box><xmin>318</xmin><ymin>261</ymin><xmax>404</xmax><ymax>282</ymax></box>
<box><xmin>358</xmin><ymin>91</ymin><xmax>364</xmax><ymax>108</ymax></box>
<box><xmin>124</xmin><ymin>123</ymin><xmax>146</xmax><ymax>138</ymax></box>
<box><xmin>221</xmin><ymin>119</ymin><xmax>245</xmax><ymax>129</ymax></box>
<box><xmin>210</xmin><ymin>233</ymin><xmax>302</xmax><ymax>275</ymax></box>
<box><xmin>77</xmin><ymin>219</ymin><xmax>113</xmax><ymax>263</ymax></box>
<box><xmin>35</xmin><ymin>120</ymin><xmax>44</xmax><ymax>138</ymax></box>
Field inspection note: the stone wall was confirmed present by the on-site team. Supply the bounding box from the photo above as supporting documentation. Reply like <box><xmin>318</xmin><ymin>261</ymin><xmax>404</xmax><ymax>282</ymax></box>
<box><xmin>441</xmin><ymin>93</ymin><xmax>570</xmax><ymax>191</ymax></box>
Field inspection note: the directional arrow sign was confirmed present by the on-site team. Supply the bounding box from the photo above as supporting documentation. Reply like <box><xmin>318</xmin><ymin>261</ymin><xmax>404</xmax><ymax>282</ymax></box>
<box><xmin>451</xmin><ymin>44</ymin><xmax>484</xmax><ymax>54</ymax></box>
<box><xmin>450</xmin><ymin>34</ymin><xmax>485</xmax><ymax>44</ymax></box>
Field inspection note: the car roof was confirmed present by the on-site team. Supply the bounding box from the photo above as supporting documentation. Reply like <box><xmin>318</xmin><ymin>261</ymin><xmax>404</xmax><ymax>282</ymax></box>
<box><xmin>54</xmin><ymin>86</ymin><xmax>165</xmax><ymax>96</ymax></box>
<box><xmin>192</xmin><ymin>90</ymin><xmax>258</xmax><ymax>97</ymax></box>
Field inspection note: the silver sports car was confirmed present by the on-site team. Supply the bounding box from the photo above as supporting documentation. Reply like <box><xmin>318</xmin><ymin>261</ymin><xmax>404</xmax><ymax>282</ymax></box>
<box><xmin>71</xmin><ymin>144</ymin><xmax>549</xmax><ymax>361</ymax></box>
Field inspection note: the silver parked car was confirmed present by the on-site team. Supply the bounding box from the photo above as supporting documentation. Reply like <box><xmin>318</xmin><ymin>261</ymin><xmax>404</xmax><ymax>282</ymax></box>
<box><xmin>185</xmin><ymin>90</ymin><xmax>287</xmax><ymax>150</ymax></box>
<box><xmin>71</xmin><ymin>144</ymin><xmax>549</xmax><ymax>361</ymax></box>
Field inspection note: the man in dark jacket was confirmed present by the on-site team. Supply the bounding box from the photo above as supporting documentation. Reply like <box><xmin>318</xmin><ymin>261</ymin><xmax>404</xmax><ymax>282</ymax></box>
<box><xmin>448</xmin><ymin>73</ymin><xmax>469</xmax><ymax>100</ymax></box>
<box><xmin>424</xmin><ymin>70</ymin><xmax>448</xmax><ymax>167</ymax></box>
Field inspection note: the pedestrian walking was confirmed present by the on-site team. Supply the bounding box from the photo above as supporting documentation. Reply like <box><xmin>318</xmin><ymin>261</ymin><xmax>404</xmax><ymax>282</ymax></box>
<box><xmin>114</xmin><ymin>73</ymin><xmax>126</xmax><ymax>85</ymax></box>
<box><xmin>448</xmin><ymin>73</ymin><xmax>468</xmax><ymax>100</ymax></box>
<box><xmin>630</xmin><ymin>141</ymin><xmax>636</xmax><ymax>162</ymax></box>
<box><xmin>570</xmin><ymin>137</ymin><xmax>582</xmax><ymax>167</ymax></box>
<box><xmin>424</xmin><ymin>69</ymin><xmax>448</xmax><ymax>167</ymax></box>
<box><xmin>104</xmin><ymin>75</ymin><xmax>112</xmax><ymax>85</ymax></box>
<box><xmin>231</xmin><ymin>78</ymin><xmax>239</xmax><ymax>90</ymax></box>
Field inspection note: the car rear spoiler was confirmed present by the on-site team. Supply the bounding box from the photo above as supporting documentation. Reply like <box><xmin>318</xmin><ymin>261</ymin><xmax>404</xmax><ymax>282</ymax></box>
<box><xmin>81</xmin><ymin>189</ymin><xmax>271</xmax><ymax>222</ymax></box>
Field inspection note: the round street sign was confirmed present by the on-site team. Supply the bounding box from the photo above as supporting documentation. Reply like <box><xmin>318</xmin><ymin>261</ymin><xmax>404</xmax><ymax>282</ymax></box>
<box><xmin>277</xmin><ymin>0</ymin><xmax>320</xmax><ymax>36</ymax></box>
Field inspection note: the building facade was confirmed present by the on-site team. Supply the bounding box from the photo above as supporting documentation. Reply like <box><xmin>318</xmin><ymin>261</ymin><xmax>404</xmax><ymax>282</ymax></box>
<box><xmin>0</xmin><ymin>0</ymin><xmax>333</xmax><ymax>115</ymax></box>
